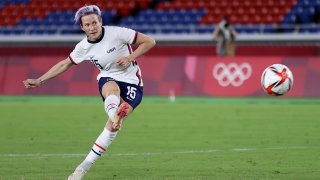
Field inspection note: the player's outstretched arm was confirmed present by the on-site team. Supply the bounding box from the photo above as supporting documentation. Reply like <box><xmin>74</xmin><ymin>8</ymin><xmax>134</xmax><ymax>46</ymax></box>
<box><xmin>23</xmin><ymin>58</ymin><xmax>74</xmax><ymax>89</ymax></box>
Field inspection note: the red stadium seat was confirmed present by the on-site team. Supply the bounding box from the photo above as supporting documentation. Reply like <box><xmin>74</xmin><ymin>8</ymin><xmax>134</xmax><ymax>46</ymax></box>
<box><xmin>0</xmin><ymin>0</ymin><xmax>313</xmax><ymax>35</ymax></box>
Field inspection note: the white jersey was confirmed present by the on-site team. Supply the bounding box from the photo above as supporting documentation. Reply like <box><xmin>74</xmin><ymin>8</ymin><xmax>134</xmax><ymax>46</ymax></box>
<box><xmin>69</xmin><ymin>26</ymin><xmax>143</xmax><ymax>86</ymax></box>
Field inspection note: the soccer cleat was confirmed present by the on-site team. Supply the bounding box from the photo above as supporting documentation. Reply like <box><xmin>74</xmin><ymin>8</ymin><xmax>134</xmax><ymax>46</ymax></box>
<box><xmin>67</xmin><ymin>166</ymin><xmax>87</xmax><ymax>180</ymax></box>
<box><xmin>112</xmin><ymin>102</ymin><xmax>129</xmax><ymax>131</ymax></box>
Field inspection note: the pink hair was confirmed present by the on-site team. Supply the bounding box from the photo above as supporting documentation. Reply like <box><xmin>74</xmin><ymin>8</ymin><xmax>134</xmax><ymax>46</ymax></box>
<box><xmin>74</xmin><ymin>5</ymin><xmax>101</xmax><ymax>24</ymax></box>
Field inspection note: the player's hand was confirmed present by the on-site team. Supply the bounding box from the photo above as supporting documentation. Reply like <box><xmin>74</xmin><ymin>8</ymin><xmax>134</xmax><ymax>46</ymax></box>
<box><xmin>23</xmin><ymin>79</ymin><xmax>42</xmax><ymax>89</ymax></box>
<box><xmin>116</xmin><ymin>56</ymin><xmax>131</xmax><ymax>68</ymax></box>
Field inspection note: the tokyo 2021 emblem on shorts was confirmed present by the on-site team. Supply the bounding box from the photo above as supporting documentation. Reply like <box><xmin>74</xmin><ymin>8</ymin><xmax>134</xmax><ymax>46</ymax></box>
<box><xmin>213</xmin><ymin>62</ymin><xmax>252</xmax><ymax>87</ymax></box>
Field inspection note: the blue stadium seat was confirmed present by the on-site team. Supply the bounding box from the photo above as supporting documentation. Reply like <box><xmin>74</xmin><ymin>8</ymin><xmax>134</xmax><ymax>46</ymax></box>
<box><xmin>4</xmin><ymin>0</ymin><xmax>30</xmax><ymax>4</ymax></box>
<box><xmin>119</xmin><ymin>17</ymin><xmax>135</xmax><ymax>26</ymax></box>
<box><xmin>0</xmin><ymin>26</ymin><xmax>24</xmax><ymax>35</ymax></box>
<box><xmin>235</xmin><ymin>25</ymin><xmax>261</xmax><ymax>34</ymax></box>
<box><xmin>262</xmin><ymin>25</ymin><xmax>277</xmax><ymax>33</ymax></box>
<box><xmin>29</xmin><ymin>28</ymin><xmax>57</xmax><ymax>35</ymax></box>
<box><xmin>18</xmin><ymin>19</ymin><xmax>42</xmax><ymax>26</ymax></box>
<box><xmin>133</xmin><ymin>26</ymin><xmax>157</xmax><ymax>34</ymax></box>
<box><xmin>101</xmin><ymin>11</ymin><xmax>116</xmax><ymax>24</ymax></box>
<box><xmin>194</xmin><ymin>25</ymin><xmax>214</xmax><ymax>34</ymax></box>
<box><xmin>0</xmin><ymin>0</ymin><xmax>318</xmax><ymax>36</ymax></box>
<box><xmin>299</xmin><ymin>26</ymin><xmax>320</xmax><ymax>33</ymax></box>
<box><xmin>282</xmin><ymin>0</ymin><xmax>319</xmax><ymax>25</ymax></box>
<box><xmin>61</xmin><ymin>28</ymin><xmax>82</xmax><ymax>35</ymax></box>
<box><xmin>120</xmin><ymin>9</ymin><xmax>206</xmax><ymax>35</ymax></box>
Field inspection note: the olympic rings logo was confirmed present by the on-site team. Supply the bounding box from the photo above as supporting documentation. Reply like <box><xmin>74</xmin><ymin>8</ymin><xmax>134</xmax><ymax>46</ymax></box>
<box><xmin>213</xmin><ymin>62</ymin><xmax>252</xmax><ymax>87</ymax></box>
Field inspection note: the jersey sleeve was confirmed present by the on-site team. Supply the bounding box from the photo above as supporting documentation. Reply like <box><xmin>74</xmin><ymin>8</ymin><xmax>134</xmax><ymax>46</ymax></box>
<box><xmin>116</xmin><ymin>26</ymin><xmax>138</xmax><ymax>45</ymax></box>
<box><xmin>69</xmin><ymin>43</ymin><xmax>86</xmax><ymax>65</ymax></box>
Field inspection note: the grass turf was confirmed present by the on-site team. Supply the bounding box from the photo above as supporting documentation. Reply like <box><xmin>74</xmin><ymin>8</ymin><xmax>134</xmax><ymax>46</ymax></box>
<box><xmin>0</xmin><ymin>96</ymin><xmax>320</xmax><ymax>179</ymax></box>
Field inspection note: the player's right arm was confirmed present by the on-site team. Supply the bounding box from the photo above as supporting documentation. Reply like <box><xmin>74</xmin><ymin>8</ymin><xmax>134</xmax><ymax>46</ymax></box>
<box><xmin>23</xmin><ymin>57</ymin><xmax>74</xmax><ymax>89</ymax></box>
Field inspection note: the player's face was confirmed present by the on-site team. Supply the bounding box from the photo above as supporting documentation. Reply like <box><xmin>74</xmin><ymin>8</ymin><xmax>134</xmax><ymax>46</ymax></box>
<box><xmin>81</xmin><ymin>14</ymin><xmax>103</xmax><ymax>41</ymax></box>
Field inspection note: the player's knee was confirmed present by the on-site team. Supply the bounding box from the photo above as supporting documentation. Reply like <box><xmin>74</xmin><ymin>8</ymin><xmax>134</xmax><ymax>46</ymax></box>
<box><xmin>102</xmin><ymin>81</ymin><xmax>120</xmax><ymax>98</ymax></box>
<box><xmin>104</xmin><ymin>94</ymin><xmax>120</xmax><ymax>116</ymax></box>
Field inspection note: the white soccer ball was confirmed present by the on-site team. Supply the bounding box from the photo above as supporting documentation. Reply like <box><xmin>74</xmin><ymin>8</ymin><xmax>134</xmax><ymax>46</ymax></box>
<box><xmin>261</xmin><ymin>64</ymin><xmax>294</xmax><ymax>96</ymax></box>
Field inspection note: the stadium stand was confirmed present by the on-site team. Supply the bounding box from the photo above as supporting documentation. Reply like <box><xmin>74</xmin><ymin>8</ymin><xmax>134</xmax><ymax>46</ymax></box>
<box><xmin>0</xmin><ymin>0</ymin><xmax>319</xmax><ymax>35</ymax></box>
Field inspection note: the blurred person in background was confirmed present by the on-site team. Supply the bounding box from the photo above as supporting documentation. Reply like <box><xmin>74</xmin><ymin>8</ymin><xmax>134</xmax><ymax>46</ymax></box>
<box><xmin>212</xmin><ymin>16</ymin><xmax>237</xmax><ymax>56</ymax></box>
<box><xmin>23</xmin><ymin>5</ymin><xmax>156</xmax><ymax>180</ymax></box>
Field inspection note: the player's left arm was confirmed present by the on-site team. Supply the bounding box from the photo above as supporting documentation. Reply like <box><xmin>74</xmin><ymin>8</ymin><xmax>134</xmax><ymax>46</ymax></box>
<box><xmin>117</xmin><ymin>33</ymin><xmax>156</xmax><ymax>67</ymax></box>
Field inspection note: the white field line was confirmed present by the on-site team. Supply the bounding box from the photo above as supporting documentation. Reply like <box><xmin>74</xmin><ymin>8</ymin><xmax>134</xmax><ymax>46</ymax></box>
<box><xmin>0</xmin><ymin>146</ymin><xmax>319</xmax><ymax>159</ymax></box>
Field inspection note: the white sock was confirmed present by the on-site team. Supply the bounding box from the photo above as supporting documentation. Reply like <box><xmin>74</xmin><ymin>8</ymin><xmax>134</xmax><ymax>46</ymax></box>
<box><xmin>104</xmin><ymin>94</ymin><xmax>120</xmax><ymax>120</ymax></box>
<box><xmin>80</xmin><ymin>128</ymin><xmax>117</xmax><ymax>171</ymax></box>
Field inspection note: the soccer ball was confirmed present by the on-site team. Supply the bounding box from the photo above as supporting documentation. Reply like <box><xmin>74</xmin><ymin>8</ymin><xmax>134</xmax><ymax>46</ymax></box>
<box><xmin>261</xmin><ymin>64</ymin><xmax>294</xmax><ymax>96</ymax></box>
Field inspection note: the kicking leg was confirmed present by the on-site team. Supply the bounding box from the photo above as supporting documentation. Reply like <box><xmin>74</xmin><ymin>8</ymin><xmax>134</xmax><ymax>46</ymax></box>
<box><xmin>103</xmin><ymin>81</ymin><xmax>121</xmax><ymax>121</ymax></box>
<box><xmin>111</xmin><ymin>102</ymin><xmax>132</xmax><ymax>131</ymax></box>
<box><xmin>68</xmin><ymin>81</ymin><xmax>134</xmax><ymax>179</ymax></box>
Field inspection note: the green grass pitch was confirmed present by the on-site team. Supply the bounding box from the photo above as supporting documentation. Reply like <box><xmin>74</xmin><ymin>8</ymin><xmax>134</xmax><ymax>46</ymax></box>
<box><xmin>1</xmin><ymin>96</ymin><xmax>320</xmax><ymax>179</ymax></box>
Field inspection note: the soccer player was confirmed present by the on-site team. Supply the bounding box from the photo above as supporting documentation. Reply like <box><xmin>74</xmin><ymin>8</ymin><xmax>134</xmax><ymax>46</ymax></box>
<box><xmin>23</xmin><ymin>5</ymin><xmax>156</xmax><ymax>180</ymax></box>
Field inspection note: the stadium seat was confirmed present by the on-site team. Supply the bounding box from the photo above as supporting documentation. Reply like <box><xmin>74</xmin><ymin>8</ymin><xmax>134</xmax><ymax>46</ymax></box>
<box><xmin>299</xmin><ymin>25</ymin><xmax>320</xmax><ymax>33</ymax></box>
<box><xmin>0</xmin><ymin>0</ymin><xmax>319</xmax><ymax>35</ymax></box>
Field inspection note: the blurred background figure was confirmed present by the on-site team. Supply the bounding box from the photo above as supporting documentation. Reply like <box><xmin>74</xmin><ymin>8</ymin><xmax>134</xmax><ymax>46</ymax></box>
<box><xmin>212</xmin><ymin>16</ymin><xmax>237</xmax><ymax>56</ymax></box>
